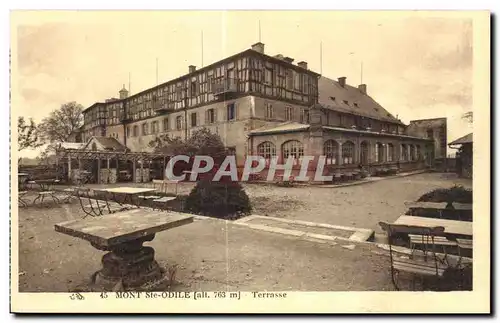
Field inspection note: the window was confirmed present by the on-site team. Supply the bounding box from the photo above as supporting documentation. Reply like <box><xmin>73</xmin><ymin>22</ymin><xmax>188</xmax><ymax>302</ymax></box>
<box><xmin>342</xmin><ymin>141</ymin><xmax>355</xmax><ymax>164</ymax></box>
<box><xmin>286</xmin><ymin>70</ymin><xmax>293</xmax><ymax>89</ymax></box>
<box><xmin>227</xmin><ymin>103</ymin><xmax>236</xmax><ymax>121</ymax></box>
<box><xmin>293</xmin><ymin>72</ymin><xmax>301</xmax><ymax>91</ymax></box>
<box><xmin>126</xmin><ymin>126</ymin><xmax>130</xmax><ymax>138</ymax></box>
<box><xmin>133</xmin><ymin>125</ymin><xmax>138</xmax><ymax>137</ymax></box>
<box><xmin>151</xmin><ymin>121</ymin><xmax>159</xmax><ymax>134</ymax></box>
<box><xmin>206</xmin><ymin>108</ymin><xmax>216</xmax><ymax>124</ymax></box>
<box><xmin>324</xmin><ymin>140</ymin><xmax>339</xmax><ymax>165</ymax></box>
<box><xmin>91</xmin><ymin>143</ymin><xmax>97</xmax><ymax>151</ymax></box>
<box><xmin>191</xmin><ymin>112</ymin><xmax>197</xmax><ymax>127</ymax></box>
<box><xmin>360</xmin><ymin>141</ymin><xmax>369</xmax><ymax>164</ymax></box>
<box><xmin>282</xmin><ymin>140</ymin><xmax>304</xmax><ymax>165</ymax></box>
<box><xmin>375</xmin><ymin>143</ymin><xmax>385</xmax><ymax>163</ymax></box>
<box><xmin>401</xmin><ymin>144</ymin><xmax>408</xmax><ymax>161</ymax></box>
<box><xmin>257</xmin><ymin>142</ymin><xmax>276</xmax><ymax>164</ymax></box>
<box><xmin>265</xmin><ymin>103</ymin><xmax>274</xmax><ymax>119</ymax></box>
<box><xmin>409</xmin><ymin>145</ymin><xmax>416</xmax><ymax>161</ymax></box>
<box><xmin>142</xmin><ymin>123</ymin><xmax>149</xmax><ymax>136</ymax></box>
<box><xmin>265</xmin><ymin>68</ymin><xmax>273</xmax><ymax>84</ymax></box>
<box><xmin>285</xmin><ymin>106</ymin><xmax>293</xmax><ymax>121</ymax></box>
<box><xmin>190</xmin><ymin>81</ymin><xmax>198</xmax><ymax>96</ymax></box>
<box><xmin>163</xmin><ymin>118</ymin><xmax>169</xmax><ymax>131</ymax></box>
<box><xmin>300</xmin><ymin>109</ymin><xmax>310</xmax><ymax>123</ymax></box>
<box><xmin>387</xmin><ymin>143</ymin><xmax>394</xmax><ymax>162</ymax></box>
<box><xmin>226</xmin><ymin>147</ymin><xmax>236</xmax><ymax>155</ymax></box>
<box><xmin>176</xmin><ymin>116</ymin><xmax>183</xmax><ymax>130</ymax></box>
<box><xmin>427</xmin><ymin>129</ymin><xmax>434</xmax><ymax>139</ymax></box>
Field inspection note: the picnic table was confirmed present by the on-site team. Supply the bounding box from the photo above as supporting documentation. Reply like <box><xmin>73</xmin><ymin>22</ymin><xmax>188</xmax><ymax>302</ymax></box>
<box><xmin>95</xmin><ymin>187</ymin><xmax>157</xmax><ymax>207</ymax></box>
<box><xmin>55</xmin><ymin>209</ymin><xmax>194</xmax><ymax>291</ymax></box>
<box><xmin>394</xmin><ymin>215</ymin><xmax>472</xmax><ymax>238</ymax></box>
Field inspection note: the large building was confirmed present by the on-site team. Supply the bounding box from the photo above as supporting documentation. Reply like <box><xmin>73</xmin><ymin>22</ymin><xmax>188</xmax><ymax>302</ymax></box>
<box><xmin>82</xmin><ymin>42</ymin><xmax>443</xmax><ymax>178</ymax></box>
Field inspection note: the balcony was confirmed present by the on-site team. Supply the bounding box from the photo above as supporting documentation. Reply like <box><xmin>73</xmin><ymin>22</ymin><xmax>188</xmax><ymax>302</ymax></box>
<box><xmin>120</xmin><ymin>114</ymin><xmax>132</xmax><ymax>123</ymax></box>
<box><xmin>212</xmin><ymin>78</ymin><xmax>241</xmax><ymax>96</ymax></box>
<box><xmin>155</xmin><ymin>102</ymin><xmax>176</xmax><ymax>114</ymax></box>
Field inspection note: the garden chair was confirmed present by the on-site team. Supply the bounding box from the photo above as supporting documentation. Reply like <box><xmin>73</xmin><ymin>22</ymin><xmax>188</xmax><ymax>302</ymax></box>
<box><xmin>76</xmin><ymin>188</ymin><xmax>126</xmax><ymax>219</ymax></box>
<box><xmin>379</xmin><ymin>221</ymin><xmax>449</xmax><ymax>291</ymax></box>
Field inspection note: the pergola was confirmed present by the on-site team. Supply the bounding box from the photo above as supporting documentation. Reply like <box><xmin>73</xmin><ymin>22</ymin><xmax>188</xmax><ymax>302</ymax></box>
<box><xmin>55</xmin><ymin>148</ymin><xmax>171</xmax><ymax>184</ymax></box>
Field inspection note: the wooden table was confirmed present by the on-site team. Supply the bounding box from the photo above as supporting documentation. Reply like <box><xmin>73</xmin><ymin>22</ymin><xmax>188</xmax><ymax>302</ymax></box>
<box><xmin>95</xmin><ymin>187</ymin><xmax>157</xmax><ymax>206</ymax></box>
<box><xmin>55</xmin><ymin>209</ymin><xmax>194</xmax><ymax>291</ymax></box>
<box><xmin>394</xmin><ymin>215</ymin><xmax>472</xmax><ymax>238</ymax></box>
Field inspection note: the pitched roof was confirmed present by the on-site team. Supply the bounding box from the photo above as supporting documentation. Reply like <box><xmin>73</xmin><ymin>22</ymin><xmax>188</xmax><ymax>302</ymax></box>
<box><xmin>92</xmin><ymin>137</ymin><xmax>128</xmax><ymax>151</ymax></box>
<box><xmin>249</xmin><ymin>122</ymin><xmax>431</xmax><ymax>140</ymax></box>
<box><xmin>249</xmin><ymin>122</ymin><xmax>310</xmax><ymax>135</ymax></box>
<box><xmin>449</xmin><ymin>133</ymin><xmax>473</xmax><ymax>145</ymax></box>
<box><xmin>58</xmin><ymin>142</ymin><xmax>85</xmax><ymax>150</ymax></box>
<box><xmin>318</xmin><ymin>76</ymin><xmax>404</xmax><ymax>125</ymax></box>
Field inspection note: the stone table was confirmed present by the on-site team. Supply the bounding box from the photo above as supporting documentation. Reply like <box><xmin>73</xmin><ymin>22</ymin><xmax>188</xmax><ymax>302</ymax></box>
<box><xmin>55</xmin><ymin>209</ymin><xmax>194</xmax><ymax>291</ymax></box>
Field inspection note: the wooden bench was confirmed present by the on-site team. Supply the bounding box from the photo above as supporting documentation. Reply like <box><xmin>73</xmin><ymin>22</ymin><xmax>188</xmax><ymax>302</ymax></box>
<box><xmin>379</xmin><ymin>222</ymin><xmax>449</xmax><ymax>290</ymax></box>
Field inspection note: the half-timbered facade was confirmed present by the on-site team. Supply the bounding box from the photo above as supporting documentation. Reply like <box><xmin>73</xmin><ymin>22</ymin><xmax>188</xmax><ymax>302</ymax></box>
<box><xmin>82</xmin><ymin>42</ymin><xmax>440</xmax><ymax>177</ymax></box>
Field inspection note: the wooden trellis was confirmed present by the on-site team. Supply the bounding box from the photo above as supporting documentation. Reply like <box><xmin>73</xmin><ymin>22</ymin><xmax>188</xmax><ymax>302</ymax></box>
<box><xmin>55</xmin><ymin>149</ymin><xmax>172</xmax><ymax>184</ymax></box>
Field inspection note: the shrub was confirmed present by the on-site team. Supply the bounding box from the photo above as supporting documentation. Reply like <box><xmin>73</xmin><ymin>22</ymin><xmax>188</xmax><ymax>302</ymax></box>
<box><xmin>185</xmin><ymin>180</ymin><xmax>252</xmax><ymax>220</ymax></box>
<box><xmin>417</xmin><ymin>185</ymin><xmax>472</xmax><ymax>204</ymax></box>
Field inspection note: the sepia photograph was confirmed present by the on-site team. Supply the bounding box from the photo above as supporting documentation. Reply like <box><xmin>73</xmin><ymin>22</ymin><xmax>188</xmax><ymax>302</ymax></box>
<box><xmin>9</xmin><ymin>9</ymin><xmax>490</xmax><ymax>314</ymax></box>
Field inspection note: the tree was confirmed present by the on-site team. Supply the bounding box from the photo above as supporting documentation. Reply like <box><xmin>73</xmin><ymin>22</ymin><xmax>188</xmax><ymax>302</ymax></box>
<box><xmin>18</xmin><ymin>116</ymin><xmax>43</xmax><ymax>151</ymax></box>
<box><xmin>37</xmin><ymin>102</ymin><xmax>84</xmax><ymax>143</ymax></box>
<box><xmin>149</xmin><ymin>128</ymin><xmax>227</xmax><ymax>161</ymax></box>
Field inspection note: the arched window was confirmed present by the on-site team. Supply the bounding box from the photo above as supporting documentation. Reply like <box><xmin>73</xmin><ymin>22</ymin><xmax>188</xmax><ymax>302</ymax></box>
<box><xmin>282</xmin><ymin>140</ymin><xmax>304</xmax><ymax>165</ymax></box>
<box><xmin>401</xmin><ymin>144</ymin><xmax>408</xmax><ymax>161</ymax></box>
<box><xmin>387</xmin><ymin>143</ymin><xmax>394</xmax><ymax>162</ymax></box>
<box><xmin>375</xmin><ymin>142</ymin><xmax>385</xmax><ymax>163</ymax></box>
<box><xmin>360</xmin><ymin>141</ymin><xmax>369</xmax><ymax>165</ymax></box>
<box><xmin>409</xmin><ymin>145</ymin><xmax>416</xmax><ymax>161</ymax></box>
<box><xmin>257</xmin><ymin>142</ymin><xmax>276</xmax><ymax>165</ymax></box>
<box><xmin>342</xmin><ymin>141</ymin><xmax>355</xmax><ymax>164</ymax></box>
<box><xmin>323</xmin><ymin>140</ymin><xmax>339</xmax><ymax>165</ymax></box>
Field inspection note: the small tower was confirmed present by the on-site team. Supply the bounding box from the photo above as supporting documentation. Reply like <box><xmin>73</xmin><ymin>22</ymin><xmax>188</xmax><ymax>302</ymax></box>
<box><xmin>119</xmin><ymin>84</ymin><xmax>129</xmax><ymax>99</ymax></box>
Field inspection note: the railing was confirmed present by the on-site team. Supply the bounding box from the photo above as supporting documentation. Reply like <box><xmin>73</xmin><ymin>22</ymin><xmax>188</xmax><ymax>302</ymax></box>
<box><xmin>154</xmin><ymin>102</ymin><xmax>176</xmax><ymax>113</ymax></box>
<box><xmin>212</xmin><ymin>78</ymin><xmax>240</xmax><ymax>95</ymax></box>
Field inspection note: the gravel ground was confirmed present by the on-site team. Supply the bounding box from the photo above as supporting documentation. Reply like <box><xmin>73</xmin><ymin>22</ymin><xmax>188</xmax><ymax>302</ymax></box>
<box><xmin>243</xmin><ymin>172</ymin><xmax>472</xmax><ymax>233</ymax></box>
<box><xmin>17</xmin><ymin>201</ymin><xmax>393</xmax><ymax>292</ymax></box>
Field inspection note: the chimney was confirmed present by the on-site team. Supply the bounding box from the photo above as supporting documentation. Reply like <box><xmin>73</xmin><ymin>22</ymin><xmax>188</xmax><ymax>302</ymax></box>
<box><xmin>283</xmin><ymin>57</ymin><xmax>294</xmax><ymax>64</ymax></box>
<box><xmin>338</xmin><ymin>77</ymin><xmax>346</xmax><ymax>87</ymax></box>
<box><xmin>251</xmin><ymin>42</ymin><xmax>265</xmax><ymax>54</ymax></box>
<box><xmin>274</xmin><ymin>54</ymin><xmax>284</xmax><ymax>60</ymax></box>
<box><xmin>358</xmin><ymin>84</ymin><xmax>367</xmax><ymax>94</ymax></box>
<box><xmin>297</xmin><ymin>61</ymin><xmax>308</xmax><ymax>69</ymax></box>
<box><xmin>189</xmin><ymin>65</ymin><xmax>196</xmax><ymax>73</ymax></box>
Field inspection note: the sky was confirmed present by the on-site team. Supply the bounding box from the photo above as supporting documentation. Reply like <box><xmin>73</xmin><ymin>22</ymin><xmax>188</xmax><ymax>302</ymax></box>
<box><xmin>13</xmin><ymin>11</ymin><xmax>474</xmax><ymax>158</ymax></box>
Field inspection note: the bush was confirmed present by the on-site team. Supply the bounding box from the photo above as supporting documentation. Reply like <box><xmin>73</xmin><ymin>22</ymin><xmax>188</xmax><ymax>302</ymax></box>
<box><xmin>417</xmin><ymin>185</ymin><xmax>472</xmax><ymax>204</ymax></box>
<box><xmin>184</xmin><ymin>180</ymin><xmax>252</xmax><ymax>220</ymax></box>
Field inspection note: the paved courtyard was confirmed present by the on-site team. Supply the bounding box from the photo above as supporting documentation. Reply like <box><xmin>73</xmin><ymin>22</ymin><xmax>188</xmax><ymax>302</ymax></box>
<box><xmin>16</xmin><ymin>172</ymin><xmax>471</xmax><ymax>292</ymax></box>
